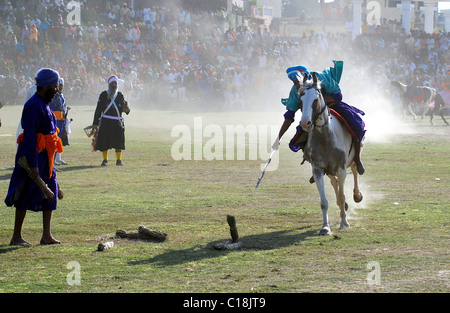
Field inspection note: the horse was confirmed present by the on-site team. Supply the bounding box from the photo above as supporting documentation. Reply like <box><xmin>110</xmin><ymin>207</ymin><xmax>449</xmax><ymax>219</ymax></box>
<box><xmin>298</xmin><ymin>73</ymin><xmax>363</xmax><ymax>235</ymax></box>
<box><xmin>390</xmin><ymin>80</ymin><xmax>437</xmax><ymax>121</ymax></box>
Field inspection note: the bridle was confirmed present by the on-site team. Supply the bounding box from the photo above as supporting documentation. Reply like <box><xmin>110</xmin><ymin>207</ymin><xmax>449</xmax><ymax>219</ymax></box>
<box><xmin>299</xmin><ymin>84</ymin><xmax>328</xmax><ymax>128</ymax></box>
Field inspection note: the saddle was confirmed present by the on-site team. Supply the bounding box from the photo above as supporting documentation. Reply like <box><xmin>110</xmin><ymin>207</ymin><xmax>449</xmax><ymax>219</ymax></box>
<box><xmin>289</xmin><ymin>109</ymin><xmax>358</xmax><ymax>153</ymax></box>
<box><xmin>329</xmin><ymin>108</ymin><xmax>358</xmax><ymax>142</ymax></box>
<box><xmin>407</xmin><ymin>86</ymin><xmax>425</xmax><ymax>103</ymax></box>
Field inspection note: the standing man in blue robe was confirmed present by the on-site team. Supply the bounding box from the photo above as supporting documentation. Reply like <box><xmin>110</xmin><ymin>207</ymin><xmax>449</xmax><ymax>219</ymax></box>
<box><xmin>5</xmin><ymin>68</ymin><xmax>63</xmax><ymax>247</ymax></box>
<box><xmin>50</xmin><ymin>77</ymin><xmax>69</xmax><ymax>165</ymax></box>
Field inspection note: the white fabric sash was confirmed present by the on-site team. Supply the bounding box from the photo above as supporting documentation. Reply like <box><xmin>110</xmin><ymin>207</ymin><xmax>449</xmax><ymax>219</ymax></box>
<box><xmin>100</xmin><ymin>93</ymin><xmax>124</xmax><ymax>127</ymax></box>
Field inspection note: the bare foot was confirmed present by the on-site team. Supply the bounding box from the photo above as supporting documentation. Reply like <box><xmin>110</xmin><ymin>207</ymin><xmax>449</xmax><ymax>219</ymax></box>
<box><xmin>40</xmin><ymin>236</ymin><xmax>61</xmax><ymax>245</ymax></box>
<box><xmin>10</xmin><ymin>237</ymin><xmax>32</xmax><ymax>247</ymax></box>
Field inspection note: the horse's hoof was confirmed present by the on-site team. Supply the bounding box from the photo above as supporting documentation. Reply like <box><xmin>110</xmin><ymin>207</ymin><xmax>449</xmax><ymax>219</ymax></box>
<box><xmin>339</xmin><ymin>223</ymin><xmax>350</xmax><ymax>230</ymax></box>
<box><xmin>354</xmin><ymin>193</ymin><xmax>363</xmax><ymax>203</ymax></box>
<box><xmin>319</xmin><ymin>227</ymin><xmax>331</xmax><ymax>236</ymax></box>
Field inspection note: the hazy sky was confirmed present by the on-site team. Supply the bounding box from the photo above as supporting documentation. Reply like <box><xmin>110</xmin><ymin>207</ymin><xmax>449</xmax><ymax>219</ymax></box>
<box><xmin>438</xmin><ymin>2</ymin><xmax>450</xmax><ymax>11</ymax></box>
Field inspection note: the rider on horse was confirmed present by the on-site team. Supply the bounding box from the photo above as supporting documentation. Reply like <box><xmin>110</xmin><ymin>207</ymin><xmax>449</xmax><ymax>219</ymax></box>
<box><xmin>276</xmin><ymin>61</ymin><xmax>366</xmax><ymax>175</ymax></box>
<box><xmin>406</xmin><ymin>75</ymin><xmax>426</xmax><ymax>103</ymax></box>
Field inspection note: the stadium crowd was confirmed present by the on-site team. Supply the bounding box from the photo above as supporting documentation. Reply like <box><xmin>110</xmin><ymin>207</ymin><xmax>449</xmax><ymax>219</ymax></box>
<box><xmin>0</xmin><ymin>0</ymin><xmax>448</xmax><ymax>110</ymax></box>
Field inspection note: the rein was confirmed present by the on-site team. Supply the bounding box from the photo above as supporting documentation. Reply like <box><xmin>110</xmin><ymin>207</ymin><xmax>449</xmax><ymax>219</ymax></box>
<box><xmin>312</xmin><ymin>99</ymin><xmax>327</xmax><ymax>127</ymax></box>
<box><xmin>309</xmin><ymin>87</ymin><xmax>327</xmax><ymax>127</ymax></box>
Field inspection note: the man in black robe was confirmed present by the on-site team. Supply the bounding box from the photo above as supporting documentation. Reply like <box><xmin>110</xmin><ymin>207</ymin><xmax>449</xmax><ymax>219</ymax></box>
<box><xmin>92</xmin><ymin>75</ymin><xmax>130</xmax><ymax>166</ymax></box>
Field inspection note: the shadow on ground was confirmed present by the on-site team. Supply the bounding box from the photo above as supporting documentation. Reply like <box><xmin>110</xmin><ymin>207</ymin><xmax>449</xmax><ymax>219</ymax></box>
<box><xmin>128</xmin><ymin>227</ymin><xmax>319</xmax><ymax>267</ymax></box>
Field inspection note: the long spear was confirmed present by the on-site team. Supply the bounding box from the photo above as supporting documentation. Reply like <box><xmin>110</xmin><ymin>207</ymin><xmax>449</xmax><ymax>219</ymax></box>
<box><xmin>255</xmin><ymin>138</ymin><xmax>282</xmax><ymax>189</ymax></box>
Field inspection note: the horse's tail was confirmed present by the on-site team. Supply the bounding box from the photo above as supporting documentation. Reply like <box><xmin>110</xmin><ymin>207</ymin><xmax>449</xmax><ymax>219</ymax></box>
<box><xmin>435</xmin><ymin>92</ymin><xmax>445</xmax><ymax>109</ymax></box>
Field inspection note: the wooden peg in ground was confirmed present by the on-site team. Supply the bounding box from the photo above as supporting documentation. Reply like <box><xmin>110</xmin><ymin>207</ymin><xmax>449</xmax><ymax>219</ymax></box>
<box><xmin>227</xmin><ymin>215</ymin><xmax>239</xmax><ymax>243</ymax></box>
<box><xmin>213</xmin><ymin>215</ymin><xmax>243</xmax><ymax>250</ymax></box>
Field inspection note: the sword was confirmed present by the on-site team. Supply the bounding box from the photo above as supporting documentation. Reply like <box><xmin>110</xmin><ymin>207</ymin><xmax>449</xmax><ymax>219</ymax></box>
<box><xmin>18</xmin><ymin>156</ymin><xmax>55</xmax><ymax>200</ymax></box>
<box><xmin>255</xmin><ymin>138</ymin><xmax>282</xmax><ymax>189</ymax></box>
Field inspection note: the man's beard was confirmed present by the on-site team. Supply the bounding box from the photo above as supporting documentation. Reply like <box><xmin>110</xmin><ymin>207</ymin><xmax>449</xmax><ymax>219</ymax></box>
<box><xmin>44</xmin><ymin>88</ymin><xmax>57</xmax><ymax>103</ymax></box>
<box><xmin>108</xmin><ymin>86</ymin><xmax>118</xmax><ymax>99</ymax></box>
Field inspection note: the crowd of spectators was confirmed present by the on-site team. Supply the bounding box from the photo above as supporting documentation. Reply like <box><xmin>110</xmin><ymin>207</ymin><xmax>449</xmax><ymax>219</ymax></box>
<box><xmin>0</xmin><ymin>0</ymin><xmax>448</xmax><ymax>111</ymax></box>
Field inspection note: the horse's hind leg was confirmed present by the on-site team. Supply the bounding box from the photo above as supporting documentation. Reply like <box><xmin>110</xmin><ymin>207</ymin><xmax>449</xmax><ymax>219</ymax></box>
<box><xmin>351</xmin><ymin>164</ymin><xmax>363</xmax><ymax>203</ymax></box>
<box><xmin>409</xmin><ymin>103</ymin><xmax>417</xmax><ymax>120</ymax></box>
<box><xmin>329</xmin><ymin>175</ymin><xmax>348</xmax><ymax>211</ymax></box>
<box><xmin>441</xmin><ymin>111</ymin><xmax>449</xmax><ymax>126</ymax></box>
<box><xmin>435</xmin><ymin>95</ymin><xmax>449</xmax><ymax>125</ymax></box>
<box><xmin>336</xmin><ymin>168</ymin><xmax>350</xmax><ymax>230</ymax></box>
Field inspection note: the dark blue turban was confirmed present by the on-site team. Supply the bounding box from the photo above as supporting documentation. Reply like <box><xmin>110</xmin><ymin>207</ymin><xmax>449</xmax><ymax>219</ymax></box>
<box><xmin>35</xmin><ymin>68</ymin><xmax>60</xmax><ymax>87</ymax></box>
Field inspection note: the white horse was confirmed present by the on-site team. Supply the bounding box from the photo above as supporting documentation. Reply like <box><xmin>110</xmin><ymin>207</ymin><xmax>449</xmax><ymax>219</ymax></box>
<box><xmin>298</xmin><ymin>73</ymin><xmax>363</xmax><ymax>235</ymax></box>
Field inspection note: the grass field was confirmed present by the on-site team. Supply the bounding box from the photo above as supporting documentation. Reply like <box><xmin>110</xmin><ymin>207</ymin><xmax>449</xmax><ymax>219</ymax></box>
<box><xmin>0</xmin><ymin>104</ymin><xmax>449</xmax><ymax>293</ymax></box>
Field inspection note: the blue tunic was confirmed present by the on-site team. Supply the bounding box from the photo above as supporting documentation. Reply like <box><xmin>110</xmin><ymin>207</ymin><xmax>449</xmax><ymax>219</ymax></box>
<box><xmin>5</xmin><ymin>93</ymin><xmax>59</xmax><ymax>212</ymax></box>
<box><xmin>282</xmin><ymin>61</ymin><xmax>366</xmax><ymax>143</ymax></box>
<box><xmin>50</xmin><ymin>92</ymin><xmax>69</xmax><ymax>145</ymax></box>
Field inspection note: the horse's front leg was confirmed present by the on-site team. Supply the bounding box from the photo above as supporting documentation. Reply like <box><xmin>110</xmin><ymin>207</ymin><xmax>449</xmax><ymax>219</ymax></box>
<box><xmin>313</xmin><ymin>167</ymin><xmax>330</xmax><ymax>235</ymax></box>
<box><xmin>421</xmin><ymin>105</ymin><xmax>430</xmax><ymax>120</ymax></box>
<box><xmin>433</xmin><ymin>105</ymin><xmax>449</xmax><ymax>125</ymax></box>
<box><xmin>409</xmin><ymin>103</ymin><xmax>417</xmax><ymax>120</ymax></box>
<box><xmin>429</xmin><ymin>107</ymin><xmax>435</xmax><ymax>125</ymax></box>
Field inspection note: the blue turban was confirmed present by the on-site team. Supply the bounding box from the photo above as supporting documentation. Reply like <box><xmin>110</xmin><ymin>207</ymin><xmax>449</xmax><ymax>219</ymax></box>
<box><xmin>286</xmin><ymin>65</ymin><xmax>310</xmax><ymax>82</ymax></box>
<box><xmin>35</xmin><ymin>68</ymin><xmax>60</xmax><ymax>87</ymax></box>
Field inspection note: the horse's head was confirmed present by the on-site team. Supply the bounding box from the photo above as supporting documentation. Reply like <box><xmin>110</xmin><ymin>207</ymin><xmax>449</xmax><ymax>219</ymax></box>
<box><xmin>389</xmin><ymin>79</ymin><xmax>408</xmax><ymax>105</ymax></box>
<box><xmin>298</xmin><ymin>72</ymin><xmax>325</xmax><ymax>132</ymax></box>
<box><xmin>390</xmin><ymin>79</ymin><xmax>408</xmax><ymax>93</ymax></box>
